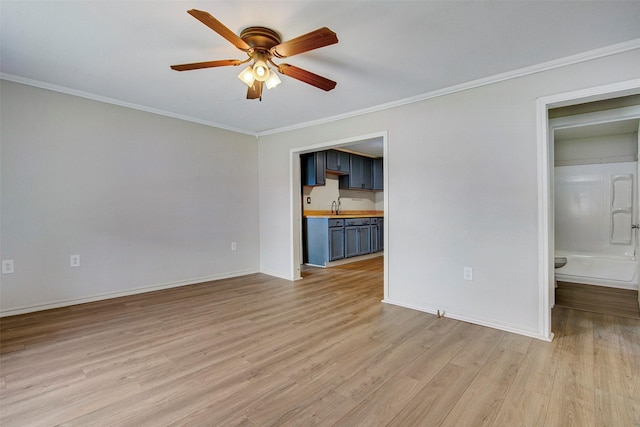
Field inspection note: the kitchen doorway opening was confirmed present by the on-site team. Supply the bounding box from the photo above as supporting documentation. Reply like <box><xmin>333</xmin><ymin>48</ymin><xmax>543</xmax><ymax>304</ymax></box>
<box><xmin>290</xmin><ymin>131</ymin><xmax>389</xmax><ymax>300</ymax></box>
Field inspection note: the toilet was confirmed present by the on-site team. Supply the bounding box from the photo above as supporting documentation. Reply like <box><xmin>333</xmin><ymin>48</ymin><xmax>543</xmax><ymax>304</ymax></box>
<box><xmin>554</xmin><ymin>256</ymin><xmax>567</xmax><ymax>288</ymax></box>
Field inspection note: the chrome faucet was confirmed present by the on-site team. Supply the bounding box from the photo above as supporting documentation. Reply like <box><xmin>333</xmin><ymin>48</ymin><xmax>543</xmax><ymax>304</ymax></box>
<box><xmin>331</xmin><ymin>200</ymin><xmax>337</xmax><ymax>214</ymax></box>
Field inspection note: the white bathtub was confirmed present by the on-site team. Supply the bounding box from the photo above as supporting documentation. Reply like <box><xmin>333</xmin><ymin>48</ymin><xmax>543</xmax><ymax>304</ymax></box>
<box><xmin>555</xmin><ymin>253</ymin><xmax>638</xmax><ymax>290</ymax></box>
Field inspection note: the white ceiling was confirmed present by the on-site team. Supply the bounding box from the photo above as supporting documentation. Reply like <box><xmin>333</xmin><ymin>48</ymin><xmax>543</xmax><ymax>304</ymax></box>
<box><xmin>2</xmin><ymin>1</ymin><xmax>640</xmax><ymax>135</ymax></box>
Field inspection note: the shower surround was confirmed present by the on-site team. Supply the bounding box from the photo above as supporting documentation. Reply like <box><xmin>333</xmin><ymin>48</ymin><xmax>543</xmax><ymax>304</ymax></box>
<box><xmin>555</xmin><ymin>161</ymin><xmax>638</xmax><ymax>290</ymax></box>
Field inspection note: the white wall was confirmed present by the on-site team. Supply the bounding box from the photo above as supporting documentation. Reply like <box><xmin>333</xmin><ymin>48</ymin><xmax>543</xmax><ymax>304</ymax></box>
<box><xmin>3</xmin><ymin>50</ymin><xmax>638</xmax><ymax>337</ymax></box>
<box><xmin>258</xmin><ymin>49</ymin><xmax>640</xmax><ymax>338</ymax></box>
<box><xmin>0</xmin><ymin>81</ymin><xmax>260</xmax><ymax>315</ymax></box>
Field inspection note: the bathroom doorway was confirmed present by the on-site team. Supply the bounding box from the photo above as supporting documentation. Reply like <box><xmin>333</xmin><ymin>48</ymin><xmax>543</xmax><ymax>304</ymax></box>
<box><xmin>550</xmin><ymin>102</ymin><xmax>640</xmax><ymax>318</ymax></box>
<box><xmin>537</xmin><ymin>80</ymin><xmax>640</xmax><ymax>339</ymax></box>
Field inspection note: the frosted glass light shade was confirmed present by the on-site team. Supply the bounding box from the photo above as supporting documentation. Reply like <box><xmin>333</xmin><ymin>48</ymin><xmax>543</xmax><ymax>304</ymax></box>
<box><xmin>237</xmin><ymin>66</ymin><xmax>255</xmax><ymax>87</ymax></box>
<box><xmin>265</xmin><ymin>71</ymin><xmax>281</xmax><ymax>89</ymax></box>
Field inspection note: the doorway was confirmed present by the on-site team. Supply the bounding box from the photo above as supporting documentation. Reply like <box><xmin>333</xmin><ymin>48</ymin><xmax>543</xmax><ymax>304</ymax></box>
<box><xmin>551</xmin><ymin>106</ymin><xmax>640</xmax><ymax>318</ymax></box>
<box><xmin>537</xmin><ymin>79</ymin><xmax>640</xmax><ymax>339</ymax></box>
<box><xmin>290</xmin><ymin>131</ymin><xmax>389</xmax><ymax>300</ymax></box>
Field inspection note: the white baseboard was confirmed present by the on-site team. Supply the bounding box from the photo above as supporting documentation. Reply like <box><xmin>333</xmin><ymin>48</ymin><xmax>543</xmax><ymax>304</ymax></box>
<box><xmin>381</xmin><ymin>298</ymin><xmax>554</xmax><ymax>342</ymax></box>
<box><xmin>0</xmin><ymin>269</ymin><xmax>259</xmax><ymax>317</ymax></box>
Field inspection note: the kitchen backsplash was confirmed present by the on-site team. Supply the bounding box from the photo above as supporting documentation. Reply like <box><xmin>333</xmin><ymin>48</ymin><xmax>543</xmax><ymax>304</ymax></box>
<box><xmin>303</xmin><ymin>175</ymin><xmax>383</xmax><ymax>212</ymax></box>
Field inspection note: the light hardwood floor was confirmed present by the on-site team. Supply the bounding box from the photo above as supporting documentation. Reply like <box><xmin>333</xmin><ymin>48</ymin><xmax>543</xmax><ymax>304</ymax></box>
<box><xmin>1</xmin><ymin>258</ymin><xmax>639</xmax><ymax>426</ymax></box>
<box><xmin>555</xmin><ymin>281</ymin><xmax>640</xmax><ymax>319</ymax></box>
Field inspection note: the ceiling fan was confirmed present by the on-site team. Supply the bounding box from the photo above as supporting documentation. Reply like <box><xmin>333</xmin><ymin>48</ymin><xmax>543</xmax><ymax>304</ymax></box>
<box><xmin>170</xmin><ymin>9</ymin><xmax>338</xmax><ymax>100</ymax></box>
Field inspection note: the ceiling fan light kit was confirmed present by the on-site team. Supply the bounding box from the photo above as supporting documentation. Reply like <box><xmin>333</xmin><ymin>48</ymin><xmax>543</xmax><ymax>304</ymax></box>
<box><xmin>170</xmin><ymin>9</ymin><xmax>338</xmax><ymax>100</ymax></box>
<box><xmin>251</xmin><ymin>53</ymin><xmax>270</xmax><ymax>82</ymax></box>
<box><xmin>237</xmin><ymin>66</ymin><xmax>256</xmax><ymax>86</ymax></box>
<box><xmin>237</xmin><ymin>61</ymin><xmax>281</xmax><ymax>90</ymax></box>
<box><xmin>264</xmin><ymin>70</ymin><xmax>282</xmax><ymax>89</ymax></box>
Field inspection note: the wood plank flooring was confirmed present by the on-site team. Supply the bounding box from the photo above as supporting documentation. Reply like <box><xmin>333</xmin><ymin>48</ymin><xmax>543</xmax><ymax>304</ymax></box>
<box><xmin>555</xmin><ymin>281</ymin><xmax>640</xmax><ymax>319</ymax></box>
<box><xmin>1</xmin><ymin>258</ymin><xmax>639</xmax><ymax>426</ymax></box>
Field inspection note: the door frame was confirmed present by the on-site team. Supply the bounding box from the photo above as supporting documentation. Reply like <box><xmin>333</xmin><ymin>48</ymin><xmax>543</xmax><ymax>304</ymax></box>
<box><xmin>290</xmin><ymin>131</ymin><xmax>389</xmax><ymax>299</ymax></box>
<box><xmin>536</xmin><ymin>78</ymin><xmax>640</xmax><ymax>340</ymax></box>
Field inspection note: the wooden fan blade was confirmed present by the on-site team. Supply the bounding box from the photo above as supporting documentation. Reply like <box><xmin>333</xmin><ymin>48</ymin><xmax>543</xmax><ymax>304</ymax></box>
<box><xmin>278</xmin><ymin>64</ymin><xmax>337</xmax><ymax>91</ymax></box>
<box><xmin>247</xmin><ymin>80</ymin><xmax>263</xmax><ymax>100</ymax></box>
<box><xmin>187</xmin><ymin>9</ymin><xmax>250</xmax><ymax>52</ymax></box>
<box><xmin>271</xmin><ymin>27</ymin><xmax>338</xmax><ymax>58</ymax></box>
<box><xmin>170</xmin><ymin>59</ymin><xmax>242</xmax><ymax>71</ymax></box>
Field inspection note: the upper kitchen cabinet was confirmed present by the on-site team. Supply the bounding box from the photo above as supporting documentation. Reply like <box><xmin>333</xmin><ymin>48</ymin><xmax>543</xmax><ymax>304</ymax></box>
<box><xmin>302</xmin><ymin>149</ymin><xmax>383</xmax><ymax>191</ymax></box>
<box><xmin>325</xmin><ymin>150</ymin><xmax>351</xmax><ymax>174</ymax></box>
<box><xmin>373</xmin><ymin>158</ymin><xmax>383</xmax><ymax>191</ymax></box>
<box><xmin>301</xmin><ymin>152</ymin><xmax>325</xmax><ymax>186</ymax></box>
<box><xmin>339</xmin><ymin>154</ymin><xmax>374</xmax><ymax>190</ymax></box>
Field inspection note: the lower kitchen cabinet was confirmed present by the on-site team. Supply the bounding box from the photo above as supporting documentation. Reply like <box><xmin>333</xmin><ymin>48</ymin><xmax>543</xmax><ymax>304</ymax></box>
<box><xmin>371</xmin><ymin>218</ymin><xmax>379</xmax><ymax>253</ymax></box>
<box><xmin>344</xmin><ymin>218</ymin><xmax>371</xmax><ymax>258</ymax></box>
<box><xmin>304</xmin><ymin>218</ymin><xmax>344</xmax><ymax>266</ymax></box>
<box><xmin>357</xmin><ymin>225</ymin><xmax>371</xmax><ymax>255</ymax></box>
<box><xmin>345</xmin><ymin>226</ymin><xmax>358</xmax><ymax>258</ymax></box>
<box><xmin>329</xmin><ymin>226</ymin><xmax>345</xmax><ymax>261</ymax></box>
<box><xmin>304</xmin><ymin>216</ymin><xmax>383</xmax><ymax>266</ymax></box>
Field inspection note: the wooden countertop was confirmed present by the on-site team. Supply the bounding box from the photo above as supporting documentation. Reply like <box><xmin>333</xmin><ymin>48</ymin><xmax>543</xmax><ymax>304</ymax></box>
<box><xmin>303</xmin><ymin>210</ymin><xmax>384</xmax><ymax>219</ymax></box>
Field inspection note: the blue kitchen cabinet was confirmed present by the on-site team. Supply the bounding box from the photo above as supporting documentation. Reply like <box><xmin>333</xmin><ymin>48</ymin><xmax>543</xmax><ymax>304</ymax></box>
<box><xmin>304</xmin><ymin>218</ymin><xmax>344</xmax><ymax>266</ymax></box>
<box><xmin>301</xmin><ymin>152</ymin><xmax>326</xmax><ymax>186</ymax></box>
<box><xmin>344</xmin><ymin>218</ymin><xmax>371</xmax><ymax>257</ymax></box>
<box><xmin>325</xmin><ymin>150</ymin><xmax>351</xmax><ymax>174</ymax></box>
<box><xmin>339</xmin><ymin>154</ymin><xmax>374</xmax><ymax>190</ymax></box>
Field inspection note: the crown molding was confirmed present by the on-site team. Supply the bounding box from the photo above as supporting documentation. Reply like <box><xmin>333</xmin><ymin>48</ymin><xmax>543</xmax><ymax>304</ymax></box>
<box><xmin>258</xmin><ymin>38</ymin><xmax>640</xmax><ymax>136</ymax></box>
<box><xmin>0</xmin><ymin>73</ymin><xmax>259</xmax><ymax>137</ymax></box>
<box><xmin>3</xmin><ymin>38</ymin><xmax>639</xmax><ymax>138</ymax></box>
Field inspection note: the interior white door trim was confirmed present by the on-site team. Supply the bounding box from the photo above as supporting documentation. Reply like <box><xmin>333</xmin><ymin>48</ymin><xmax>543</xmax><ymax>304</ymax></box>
<box><xmin>537</xmin><ymin>78</ymin><xmax>640</xmax><ymax>341</ymax></box>
<box><xmin>289</xmin><ymin>131</ymin><xmax>389</xmax><ymax>299</ymax></box>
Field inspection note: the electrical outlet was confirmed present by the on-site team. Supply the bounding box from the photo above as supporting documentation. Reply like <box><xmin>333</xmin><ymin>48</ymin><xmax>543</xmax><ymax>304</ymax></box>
<box><xmin>463</xmin><ymin>267</ymin><xmax>473</xmax><ymax>281</ymax></box>
<box><xmin>306</xmin><ymin>197</ymin><xmax>311</xmax><ymax>204</ymax></box>
<box><xmin>70</xmin><ymin>255</ymin><xmax>80</xmax><ymax>267</ymax></box>
<box><xmin>2</xmin><ymin>260</ymin><xmax>14</xmax><ymax>274</ymax></box>
<box><xmin>231</xmin><ymin>242</ymin><xmax>237</xmax><ymax>251</ymax></box>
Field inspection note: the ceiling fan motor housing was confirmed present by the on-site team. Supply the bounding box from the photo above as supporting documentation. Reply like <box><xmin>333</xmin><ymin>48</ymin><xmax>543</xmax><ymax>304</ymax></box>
<box><xmin>240</xmin><ymin>27</ymin><xmax>282</xmax><ymax>51</ymax></box>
